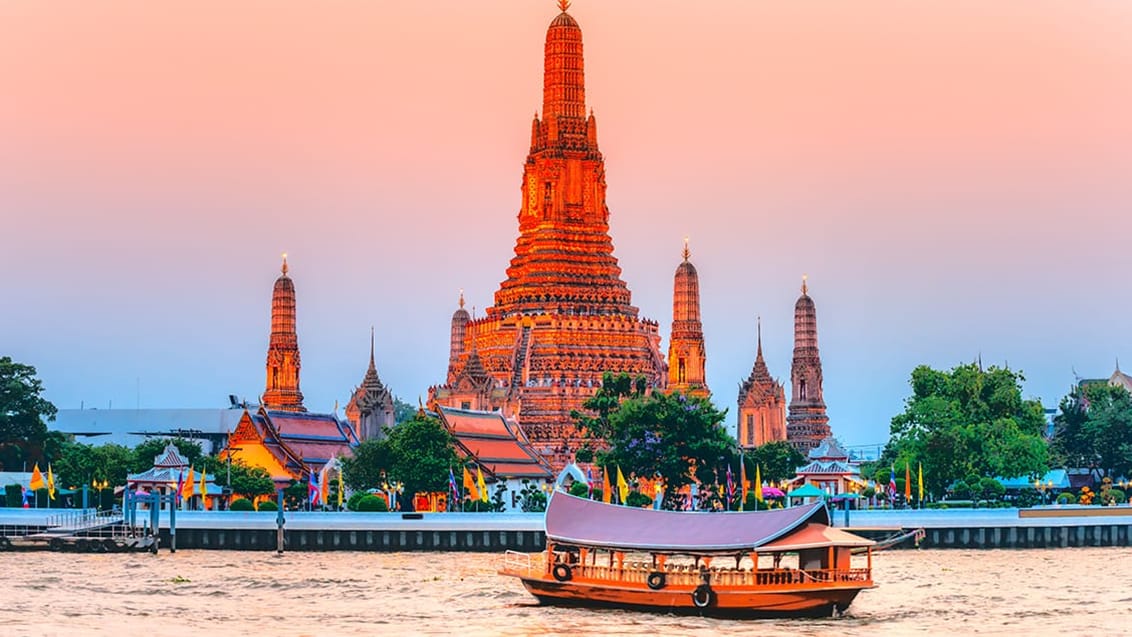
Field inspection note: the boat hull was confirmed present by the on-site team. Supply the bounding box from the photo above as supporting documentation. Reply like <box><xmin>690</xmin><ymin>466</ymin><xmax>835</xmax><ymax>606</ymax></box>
<box><xmin>512</xmin><ymin>575</ymin><xmax>870</xmax><ymax>618</ymax></box>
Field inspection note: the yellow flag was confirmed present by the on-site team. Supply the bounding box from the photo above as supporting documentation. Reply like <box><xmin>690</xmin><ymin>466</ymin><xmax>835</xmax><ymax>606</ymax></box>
<box><xmin>337</xmin><ymin>470</ymin><xmax>344</xmax><ymax>508</ymax></box>
<box><xmin>182</xmin><ymin>466</ymin><xmax>195</xmax><ymax>500</ymax></box>
<box><xmin>755</xmin><ymin>464</ymin><xmax>764</xmax><ymax>502</ymax></box>
<box><xmin>29</xmin><ymin>463</ymin><xmax>45</xmax><ymax>491</ymax></box>
<box><xmin>476</xmin><ymin>466</ymin><xmax>488</xmax><ymax>503</ymax></box>
<box><xmin>47</xmin><ymin>464</ymin><xmax>56</xmax><ymax>500</ymax></box>
<box><xmin>463</xmin><ymin>467</ymin><xmax>479</xmax><ymax>501</ymax></box>
<box><xmin>918</xmin><ymin>462</ymin><xmax>924</xmax><ymax>501</ymax></box>
<box><xmin>616</xmin><ymin>466</ymin><xmax>629</xmax><ymax>505</ymax></box>
<box><xmin>602</xmin><ymin>467</ymin><xmax>611</xmax><ymax>504</ymax></box>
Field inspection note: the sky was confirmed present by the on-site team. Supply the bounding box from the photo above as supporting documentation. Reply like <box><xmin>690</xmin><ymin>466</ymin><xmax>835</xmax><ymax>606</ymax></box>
<box><xmin>2</xmin><ymin>1</ymin><xmax>1130</xmax><ymax>451</ymax></box>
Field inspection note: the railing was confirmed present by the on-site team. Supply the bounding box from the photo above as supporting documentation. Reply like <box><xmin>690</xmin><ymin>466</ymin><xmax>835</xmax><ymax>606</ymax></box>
<box><xmin>566</xmin><ymin>561</ymin><xmax>871</xmax><ymax>589</ymax></box>
<box><xmin>45</xmin><ymin>509</ymin><xmax>124</xmax><ymax>536</ymax></box>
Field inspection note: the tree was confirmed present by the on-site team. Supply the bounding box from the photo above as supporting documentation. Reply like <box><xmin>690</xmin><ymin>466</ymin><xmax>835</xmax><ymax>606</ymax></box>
<box><xmin>745</xmin><ymin>441</ymin><xmax>805</xmax><ymax>485</ymax></box>
<box><xmin>392</xmin><ymin>397</ymin><xmax>416</xmax><ymax>424</ymax></box>
<box><xmin>575</xmin><ymin>372</ymin><xmax>735</xmax><ymax>509</ymax></box>
<box><xmin>130</xmin><ymin>437</ymin><xmax>204</xmax><ymax>473</ymax></box>
<box><xmin>0</xmin><ymin>357</ymin><xmax>58</xmax><ymax>470</ymax></box>
<box><xmin>340</xmin><ymin>439</ymin><xmax>392</xmax><ymax>491</ymax></box>
<box><xmin>885</xmin><ymin>363</ymin><xmax>1048</xmax><ymax>499</ymax></box>
<box><xmin>1052</xmin><ymin>383</ymin><xmax>1132</xmax><ymax>479</ymax></box>
<box><xmin>52</xmin><ymin>440</ymin><xmax>133</xmax><ymax>489</ymax></box>
<box><xmin>382</xmin><ymin>412</ymin><xmax>459</xmax><ymax>506</ymax></box>
<box><xmin>198</xmin><ymin>455</ymin><xmax>274</xmax><ymax>499</ymax></box>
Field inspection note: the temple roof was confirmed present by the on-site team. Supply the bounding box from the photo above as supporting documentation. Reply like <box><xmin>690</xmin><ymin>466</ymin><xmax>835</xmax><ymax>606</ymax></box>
<box><xmin>153</xmin><ymin>443</ymin><xmax>189</xmax><ymax>468</ymax></box>
<box><xmin>807</xmin><ymin>437</ymin><xmax>849</xmax><ymax>461</ymax></box>
<box><xmin>545</xmin><ymin>495</ymin><xmax>833</xmax><ymax>553</ymax></box>
<box><xmin>438</xmin><ymin>406</ymin><xmax>553</xmax><ymax>480</ymax></box>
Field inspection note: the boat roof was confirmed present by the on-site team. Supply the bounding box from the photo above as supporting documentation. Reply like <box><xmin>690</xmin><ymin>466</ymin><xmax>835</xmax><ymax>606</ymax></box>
<box><xmin>756</xmin><ymin>523</ymin><xmax>875</xmax><ymax>551</ymax></box>
<box><xmin>544</xmin><ymin>493</ymin><xmax>836</xmax><ymax>553</ymax></box>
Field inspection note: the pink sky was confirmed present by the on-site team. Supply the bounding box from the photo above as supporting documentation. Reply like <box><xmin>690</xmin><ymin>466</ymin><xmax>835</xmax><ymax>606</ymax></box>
<box><xmin>2</xmin><ymin>1</ymin><xmax>1130</xmax><ymax>448</ymax></box>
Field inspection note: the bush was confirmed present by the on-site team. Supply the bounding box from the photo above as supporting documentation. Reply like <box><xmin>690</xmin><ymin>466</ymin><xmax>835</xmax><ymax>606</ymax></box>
<box><xmin>1013</xmin><ymin>490</ymin><xmax>1040</xmax><ymax>508</ymax></box>
<box><xmin>346</xmin><ymin>491</ymin><xmax>368</xmax><ymax>512</ymax></box>
<box><xmin>569</xmin><ymin>481</ymin><xmax>590</xmax><ymax>498</ymax></box>
<box><xmin>1104</xmin><ymin>488</ymin><xmax>1126</xmax><ymax>505</ymax></box>
<box><xmin>574</xmin><ymin>448</ymin><xmax>593</xmax><ymax>463</ymax></box>
<box><xmin>625</xmin><ymin>491</ymin><xmax>653</xmax><ymax>508</ymax></box>
<box><xmin>4</xmin><ymin>484</ymin><xmax>23</xmax><ymax>508</ymax></box>
<box><xmin>256</xmin><ymin>500</ymin><xmax>278</xmax><ymax>511</ymax></box>
<box><xmin>979</xmin><ymin>477</ymin><xmax>1006</xmax><ymax>502</ymax></box>
<box><xmin>356</xmin><ymin>495</ymin><xmax>389</xmax><ymax>512</ymax></box>
<box><xmin>230</xmin><ymin>498</ymin><xmax>254</xmax><ymax>511</ymax></box>
<box><xmin>951</xmin><ymin>481</ymin><xmax>972</xmax><ymax>500</ymax></box>
<box><xmin>1056</xmin><ymin>492</ymin><xmax>1076</xmax><ymax>505</ymax></box>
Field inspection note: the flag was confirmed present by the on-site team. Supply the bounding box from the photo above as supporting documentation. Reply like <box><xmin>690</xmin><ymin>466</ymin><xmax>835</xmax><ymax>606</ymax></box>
<box><xmin>175</xmin><ymin>469</ymin><xmax>185</xmax><ymax>503</ymax></box>
<box><xmin>917</xmin><ymin>462</ymin><xmax>924</xmax><ymax>502</ymax></box>
<box><xmin>47</xmin><ymin>464</ymin><xmax>56</xmax><ymax>501</ymax></box>
<box><xmin>476</xmin><ymin>466</ymin><xmax>488</xmax><ymax>503</ymax></box>
<box><xmin>755</xmin><ymin>464</ymin><xmax>764</xmax><ymax>503</ymax></box>
<box><xmin>616</xmin><ymin>466</ymin><xmax>629</xmax><ymax>505</ymax></box>
<box><xmin>904</xmin><ymin>461</ymin><xmax>912</xmax><ymax>500</ymax></box>
<box><xmin>447</xmin><ymin>468</ymin><xmax>459</xmax><ymax>504</ymax></box>
<box><xmin>21</xmin><ymin>485</ymin><xmax>29</xmax><ymax>508</ymax></box>
<box><xmin>726</xmin><ymin>464</ymin><xmax>734</xmax><ymax>509</ymax></box>
<box><xmin>888</xmin><ymin>465</ymin><xmax>897</xmax><ymax>497</ymax></box>
<box><xmin>739</xmin><ymin>459</ymin><xmax>748</xmax><ymax>511</ymax></box>
<box><xmin>602</xmin><ymin>467</ymin><xmax>611</xmax><ymax>504</ymax></box>
<box><xmin>320</xmin><ymin>466</ymin><xmax>330</xmax><ymax>505</ymax></box>
<box><xmin>653</xmin><ymin>482</ymin><xmax>664</xmax><ymax>510</ymax></box>
<box><xmin>337</xmin><ymin>470</ymin><xmax>345</xmax><ymax>508</ymax></box>
<box><xmin>182</xmin><ymin>466</ymin><xmax>196</xmax><ymax>501</ymax></box>
<box><xmin>29</xmin><ymin>463</ymin><xmax>45</xmax><ymax>491</ymax></box>
<box><xmin>586</xmin><ymin>468</ymin><xmax>594</xmax><ymax>499</ymax></box>
<box><xmin>309</xmin><ymin>472</ymin><xmax>320</xmax><ymax>504</ymax></box>
<box><xmin>199</xmin><ymin>469</ymin><xmax>208</xmax><ymax>510</ymax></box>
<box><xmin>463</xmin><ymin>467</ymin><xmax>479</xmax><ymax>502</ymax></box>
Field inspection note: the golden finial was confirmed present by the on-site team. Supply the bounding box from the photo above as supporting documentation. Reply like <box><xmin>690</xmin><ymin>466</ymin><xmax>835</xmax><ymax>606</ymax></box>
<box><xmin>281</xmin><ymin>252</ymin><xmax>289</xmax><ymax>276</ymax></box>
<box><xmin>682</xmin><ymin>237</ymin><xmax>690</xmax><ymax>262</ymax></box>
<box><xmin>459</xmin><ymin>289</ymin><xmax>465</xmax><ymax>309</ymax></box>
<box><xmin>557</xmin><ymin>0</ymin><xmax>571</xmax><ymax>12</ymax></box>
<box><xmin>802</xmin><ymin>274</ymin><xmax>808</xmax><ymax>295</ymax></box>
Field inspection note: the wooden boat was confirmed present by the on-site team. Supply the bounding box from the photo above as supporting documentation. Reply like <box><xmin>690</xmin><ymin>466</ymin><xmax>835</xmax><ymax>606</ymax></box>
<box><xmin>499</xmin><ymin>493</ymin><xmax>875</xmax><ymax>617</ymax></box>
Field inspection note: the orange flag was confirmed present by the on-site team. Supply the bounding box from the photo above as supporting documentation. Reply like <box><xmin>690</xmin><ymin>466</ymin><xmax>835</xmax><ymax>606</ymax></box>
<box><xmin>904</xmin><ymin>461</ymin><xmax>912</xmax><ymax>500</ymax></box>
<box><xmin>602</xmin><ymin>467</ymin><xmax>611</xmax><ymax>504</ymax></box>
<box><xmin>29</xmin><ymin>463</ymin><xmax>45</xmax><ymax>491</ymax></box>
<box><xmin>463</xmin><ymin>467</ymin><xmax>479</xmax><ymax>501</ymax></box>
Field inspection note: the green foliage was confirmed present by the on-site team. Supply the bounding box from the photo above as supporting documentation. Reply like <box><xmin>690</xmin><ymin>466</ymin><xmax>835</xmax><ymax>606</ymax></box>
<box><xmin>346</xmin><ymin>491</ymin><xmax>368</xmax><ymax>512</ymax></box>
<box><xmin>574</xmin><ymin>447</ymin><xmax>594</xmax><ymax>463</ymax></box>
<box><xmin>568</xmin><ymin>481</ymin><xmax>590</xmax><ymax>498</ymax></box>
<box><xmin>625</xmin><ymin>491</ymin><xmax>653</xmax><ymax>508</ymax></box>
<box><xmin>356</xmin><ymin>494</ymin><xmax>389</xmax><ymax>512</ymax></box>
<box><xmin>885</xmin><ymin>363</ymin><xmax>1048</xmax><ymax>499</ymax></box>
<box><xmin>340</xmin><ymin>413</ymin><xmax>458</xmax><ymax>507</ymax></box>
<box><xmin>861</xmin><ymin>486</ymin><xmax>876</xmax><ymax>499</ymax></box>
<box><xmin>283</xmin><ymin>481</ymin><xmax>308</xmax><ymax>509</ymax></box>
<box><xmin>0</xmin><ymin>357</ymin><xmax>58</xmax><ymax>470</ymax></box>
<box><xmin>4</xmin><ymin>483</ymin><xmax>23</xmax><ymax>507</ymax></box>
<box><xmin>227</xmin><ymin>462</ymin><xmax>275</xmax><ymax>499</ymax></box>
<box><xmin>516</xmin><ymin>479</ymin><xmax>548</xmax><ymax>513</ymax></box>
<box><xmin>229</xmin><ymin>498</ymin><xmax>254</xmax><ymax>511</ymax></box>
<box><xmin>52</xmin><ymin>440</ymin><xmax>133</xmax><ymax>490</ymax></box>
<box><xmin>951</xmin><ymin>480</ymin><xmax>972</xmax><ymax>500</ymax></box>
<box><xmin>1052</xmin><ymin>384</ymin><xmax>1132</xmax><ymax>479</ymax></box>
<box><xmin>1103</xmin><ymin>488</ymin><xmax>1126</xmax><ymax>505</ymax></box>
<box><xmin>129</xmin><ymin>437</ymin><xmax>204</xmax><ymax>473</ymax></box>
<box><xmin>978</xmin><ymin>476</ymin><xmax>1006</xmax><ymax>501</ymax></box>
<box><xmin>1056</xmin><ymin>492</ymin><xmax>1077</xmax><ymax>505</ymax></box>
<box><xmin>1013</xmin><ymin>489</ymin><xmax>1040</xmax><ymax>508</ymax></box>
<box><xmin>744</xmin><ymin>441</ymin><xmax>805</xmax><ymax>485</ymax></box>
<box><xmin>392</xmin><ymin>397</ymin><xmax>416</xmax><ymax>424</ymax></box>
<box><xmin>340</xmin><ymin>440</ymin><xmax>390</xmax><ymax>491</ymax></box>
<box><xmin>256</xmin><ymin>500</ymin><xmax>278</xmax><ymax>511</ymax></box>
<box><xmin>574</xmin><ymin>373</ymin><xmax>734</xmax><ymax>509</ymax></box>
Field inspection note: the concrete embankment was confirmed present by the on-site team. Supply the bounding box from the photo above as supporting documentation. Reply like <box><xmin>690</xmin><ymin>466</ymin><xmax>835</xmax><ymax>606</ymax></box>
<box><xmin>4</xmin><ymin>505</ymin><xmax>1132</xmax><ymax>551</ymax></box>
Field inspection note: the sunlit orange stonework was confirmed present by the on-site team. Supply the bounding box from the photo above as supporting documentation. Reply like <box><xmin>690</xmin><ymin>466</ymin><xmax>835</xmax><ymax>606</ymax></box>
<box><xmin>430</xmin><ymin>6</ymin><xmax>666</xmax><ymax>469</ymax></box>
<box><xmin>262</xmin><ymin>255</ymin><xmax>305</xmax><ymax>412</ymax></box>
<box><xmin>667</xmin><ymin>241</ymin><xmax>708</xmax><ymax>397</ymax></box>
<box><xmin>737</xmin><ymin>318</ymin><xmax>787</xmax><ymax>449</ymax></box>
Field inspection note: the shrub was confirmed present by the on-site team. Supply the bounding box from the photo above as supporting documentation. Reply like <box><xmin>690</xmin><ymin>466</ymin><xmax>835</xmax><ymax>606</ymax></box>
<box><xmin>4</xmin><ymin>484</ymin><xmax>23</xmax><ymax>508</ymax></box>
<box><xmin>1056</xmin><ymin>492</ymin><xmax>1076</xmax><ymax>505</ymax></box>
<box><xmin>1013</xmin><ymin>490</ymin><xmax>1040</xmax><ymax>508</ymax></box>
<box><xmin>230</xmin><ymin>498</ymin><xmax>254</xmax><ymax>511</ymax></box>
<box><xmin>346</xmin><ymin>491</ymin><xmax>368</xmax><ymax>512</ymax></box>
<box><xmin>356</xmin><ymin>495</ymin><xmax>389</xmax><ymax>512</ymax></box>
<box><xmin>574</xmin><ymin>448</ymin><xmax>594</xmax><ymax>463</ymax></box>
<box><xmin>257</xmin><ymin>500</ymin><xmax>278</xmax><ymax>512</ymax></box>
<box><xmin>951</xmin><ymin>481</ymin><xmax>972</xmax><ymax>500</ymax></box>
<box><xmin>625</xmin><ymin>491</ymin><xmax>653</xmax><ymax>508</ymax></box>
<box><xmin>1104</xmin><ymin>489</ymin><xmax>1126</xmax><ymax>505</ymax></box>
<box><xmin>569</xmin><ymin>481</ymin><xmax>590</xmax><ymax>498</ymax></box>
<box><xmin>979</xmin><ymin>477</ymin><xmax>1006</xmax><ymax>501</ymax></box>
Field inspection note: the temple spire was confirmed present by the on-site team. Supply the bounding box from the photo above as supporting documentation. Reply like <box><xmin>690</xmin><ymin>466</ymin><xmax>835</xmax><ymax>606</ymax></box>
<box><xmin>459</xmin><ymin>288</ymin><xmax>465</xmax><ymax>309</ymax></box>
<box><xmin>542</xmin><ymin>1</ymin><xmax>586</xmax><ymax>121</ymax></box>
<box><xmin>557</xmin><ymin>0</ymin><xmax>571</xmax><ymax>11</ymax></box>
<box><xmin>263</xmin><ymin>256</ymin><xmax>304</xmax><ymax>412</ymax></box>
<box><xmin>801</xmin><ymin>273</ymin><xmax>808</xmax><ymax>295</ymax></box>
<box><xmin>756</xmin><ymin>316</ymin><xmax>763</xmax><ymax>358</ymax></box>
<box><xmin>369</xmin><ymin>326</ymin><xmax>376</xmax><ymax>371</ymax></box>
<box><xmin>281</xmin><ymin>252</ymin><xmax>289</xmax><ymax>276</ymax></box>
<box><xmin>682</xmin><ymin>237</ymin><xmax>690</xmax><ymax>262</ymax></box>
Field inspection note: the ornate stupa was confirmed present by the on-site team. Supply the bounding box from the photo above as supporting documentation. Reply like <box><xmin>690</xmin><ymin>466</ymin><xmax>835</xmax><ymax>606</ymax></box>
<box><xmin>737</xmin><ymin>318</ymin><xmax>787</xmax><ymax>449</ymax></box>
<box><xmin>262</xmin><ymin>254</ymin><xmax>305</xmax><ymax>412</ymax></box>
<box><xmin>345</xmin><ymin>327</ymin><xmax>395</xmax><ymax>440</ymax></box>
<box><xmin>667</xmin><ymin>239</ymin><xmax>709</xmax><ymax>397</ymax></box>
<box><xmin>786</xmin><ymin>276</ymin><xmax>832</xmax><ymax>452</ymax></box>
<box><xmin>430</xmin><ymin>2</ymin><xmax>665</xmax><ymax>468</ymax></box>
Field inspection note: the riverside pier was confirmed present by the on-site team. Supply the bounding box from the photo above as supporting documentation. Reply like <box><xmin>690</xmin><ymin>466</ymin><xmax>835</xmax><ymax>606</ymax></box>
<box><xmin>4</xmin><ymin>506</ymin><xmax>1132</xmax><ymax>552</ymax></box>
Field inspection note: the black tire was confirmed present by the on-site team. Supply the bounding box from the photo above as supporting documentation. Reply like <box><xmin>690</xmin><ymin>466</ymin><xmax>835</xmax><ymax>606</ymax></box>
<box><xmin>552</xmin><ymin>563</ymin><xmax>573</xmax><ymax>582</ymax></box>
<box><xmin>646</xmin><ymin>571</ymin><xmax>666</xmax><ymax>590</ymax></box>
<box><xmin>103</xmin><ymin>539</ymin><xmax>118</xmax><ymax>552</ymax></box>
<box><xmin>48</xmin><ymin>538</ymin><xmax>63</xmax><ymax>552</ymax></box>
<box><xmin>75</xmin><ymin>539</ymin><xmax>90</xmax><ymax>553</ymax></box>
<box><xmin>691</xmin><ymin>584</ymin><xmax>715</xmax><ymax>609</ymax></box>
<box><xmin>0</xmin><ymin>536</ymin><xmax>11</xmax><ymax>551</ymax></box>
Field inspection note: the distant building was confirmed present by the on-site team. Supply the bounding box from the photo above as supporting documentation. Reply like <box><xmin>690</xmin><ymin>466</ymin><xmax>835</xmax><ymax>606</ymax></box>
<box><xmin>51</xmin><ymin>406</ymin><xmax>246</xmax><ymax>453</ymax></box>
<box><xmin>788</xmin><ymin>437</ymin><xmax>865</xmax><ymax>503</ymax></box>
<box><xmin>737</xmin><ymin>318</ymin><xmax>787</xmax><ymax>449</ymax></box>
<box><xmin>667</xmin><ymin>240</ymin><xmax>709</xmax><ymax>398</ymax></box>
<box><xmin>786</xmin><ymin>277</ymin><xmax>832</xmax><ymax>452</ymax></box>
<box><xmin>344</xmin><ymin>328</ymin><xmax>395</xmax><ymax>441</ymax></box>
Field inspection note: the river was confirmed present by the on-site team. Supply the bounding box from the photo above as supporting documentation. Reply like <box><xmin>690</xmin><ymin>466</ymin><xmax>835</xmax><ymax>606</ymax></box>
<box><xmin>2</xmin><ymin>547</ymin><xmax>1129</xmax><ymax>636</ymax></box>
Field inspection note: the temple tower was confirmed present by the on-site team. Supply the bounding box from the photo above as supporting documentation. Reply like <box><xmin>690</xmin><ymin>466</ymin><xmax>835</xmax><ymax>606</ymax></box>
<box><xmin>737</xmin><ymin>318</ymin><xmax>787</xmax><ymax>449</ymax></box>
<box><xmin>345</xmin><ymin>327</ymin><xmax>395</xmax><ymax>440</ymax></box>
<box><xmin>446</xmin><ymin>291</ymin><xmax>470</xmax><ymax>384</ymax></box>
<box><xmin>430</xmin><ymin>3</ymin><xmax>665</xmax><ymax>469</ymax></box>
<box><xmin>786</xmin><ymin>276</ymin><xmax>831</xmax><ymax>452</ymax></box>
<box><xmin>263</xmin><ymin>254</ymin><xmax>305</xmax><ymax>412</ymax></box>
<box><xmin>667</xmin><ymin>239</ymin><xmax>708</xmax><ymax>397</ymax></box>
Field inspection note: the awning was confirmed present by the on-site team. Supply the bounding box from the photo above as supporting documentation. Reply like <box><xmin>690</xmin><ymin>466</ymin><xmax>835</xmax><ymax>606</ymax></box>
<box><xmin>787</xmin><ymin>484</ymin><xmax>827</xmax><ymax>498</ymax></box>
<box><xmin>544</xmin><ymin>493</ymin><xmax>829</xmax><ymax>553</ymax></box>
<box><xmin>757</xmin><ymin>523</ymin><xmax>874</xmax><ymax>552</ymax></box>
